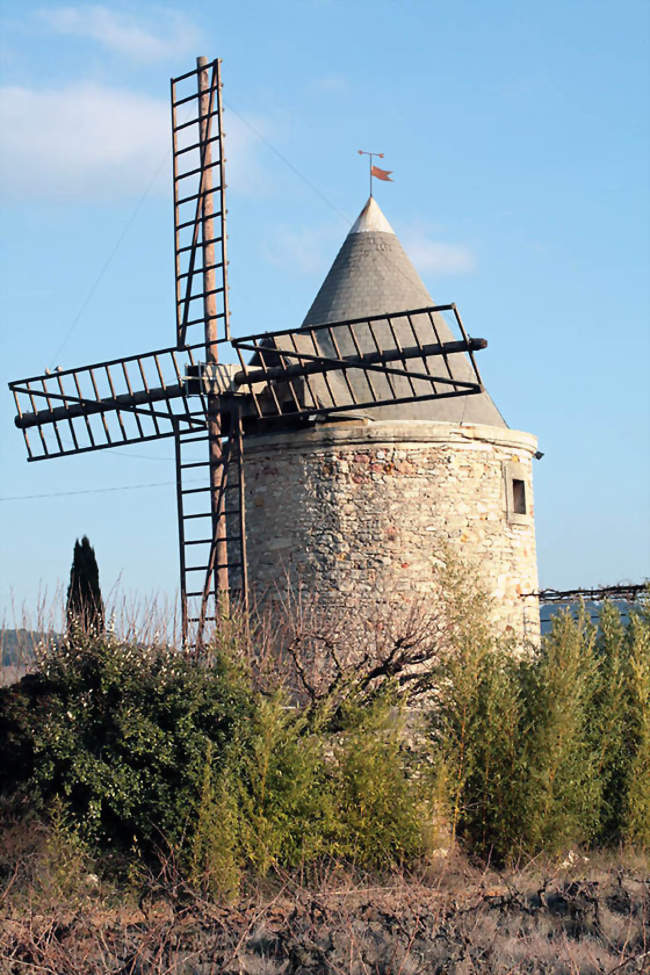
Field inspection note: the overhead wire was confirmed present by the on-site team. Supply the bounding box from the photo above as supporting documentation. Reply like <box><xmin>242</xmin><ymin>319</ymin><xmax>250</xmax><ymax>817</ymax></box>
<box><xmin>0</xmin><ymin>482</ymin><xmax>177</xmax><ymax>502</ymax></box>
<box><xmin>30</xmin><ymin>100</ymin><xmax>352</xmax><ymax>500</ymax></box>
<box><xmin>0</xmin><ymin>471</ymin><xmax>206</xmax><ymax>502</ymax></box>
<box><xmin>45</xmin><ymin>98</ymin><xmax>351</xmax><ymax>374</ymax></box>
<box><xmin>224</xmin><ymin>101</ymin><xmax>353</xmax><ymax>226</ymax></box>
<box><xmin>48</xmin><ymin>148</ymin><xmax>171</xmax><ymax>369</ymax></box>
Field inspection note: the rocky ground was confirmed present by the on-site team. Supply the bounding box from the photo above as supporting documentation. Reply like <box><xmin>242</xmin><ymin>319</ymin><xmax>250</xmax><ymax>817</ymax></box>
<box><xmin>1</xmin><ymin>855</ymin><xmax>648</xmax><ymax>974</ymax></box>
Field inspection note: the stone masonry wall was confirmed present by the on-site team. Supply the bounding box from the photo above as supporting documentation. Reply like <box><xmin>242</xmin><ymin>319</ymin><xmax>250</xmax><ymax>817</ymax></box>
<box><xmin>242</xmin><ymin>421</ymin><xmax>540</xmax><ymax>642</ymax></box>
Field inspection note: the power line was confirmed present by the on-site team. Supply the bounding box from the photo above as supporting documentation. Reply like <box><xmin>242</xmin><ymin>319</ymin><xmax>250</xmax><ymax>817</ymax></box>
<box><xmin>49</xmin><ymin>149</ymin><xmax>171</xmax><ymax>368</ymax></box>
<box><xmin>91</xmin><ymin>447</ymin><xmax>172</xmax><ymax>462</ymax></box>
<box><xmin>224</xmin><ymin>100</ymin><xmax>353</xmax><ymax>226</ymax></box>
<box><xmin>47</xmin><ymin>96</ymin><xmax>355</xmax><ymax>374</ymax></box>
<box><xmin>0</xmin><ymin>480</ymin><xmax>187</xmax><ymax>502</ymax></box>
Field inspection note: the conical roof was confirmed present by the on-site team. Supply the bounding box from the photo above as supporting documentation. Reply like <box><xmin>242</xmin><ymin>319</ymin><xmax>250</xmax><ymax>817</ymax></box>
<box><xmin>301</xmin><ymin>197</ymin><xmax>506</xmax><ymax>427</ymax></box>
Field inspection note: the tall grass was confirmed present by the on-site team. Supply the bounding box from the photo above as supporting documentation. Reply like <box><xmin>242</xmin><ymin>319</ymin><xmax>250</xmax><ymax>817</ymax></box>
<box><xmin>423</xmin><ymin>576</ymin><xmax>649</xmax><ymax>861</ymax></box>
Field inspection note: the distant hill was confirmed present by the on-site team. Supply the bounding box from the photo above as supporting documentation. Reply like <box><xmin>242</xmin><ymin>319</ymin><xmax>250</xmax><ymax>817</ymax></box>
<box><xmin>540</xmin><ymin>598</ymin><xmax>640</xmax><ymax>635</ymax></box>
<box><xmin>0</xmin><ymin>628</ymin><xmax>60</xmax><ymax>667</ymax></box>
<box><xmin>0</xmin><ymin>601</ymin><xmax>643</xmax><ymax>665</ymax></box>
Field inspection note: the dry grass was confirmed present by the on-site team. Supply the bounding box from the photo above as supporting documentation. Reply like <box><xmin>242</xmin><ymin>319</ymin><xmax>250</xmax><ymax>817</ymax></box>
<box><xmin>1</xmin><ymin>586</ymin><xmax>185</xmax><ymax>689</ymax></box>
<box><xmin>1</xmin><ymin>825</ymin><xmax>648</xmax><ymax>974</ymax></box>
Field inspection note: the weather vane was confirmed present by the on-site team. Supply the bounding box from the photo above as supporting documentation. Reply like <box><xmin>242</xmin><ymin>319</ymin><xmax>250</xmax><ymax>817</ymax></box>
<box><xmin>358</xmin><ymin>150</ymin><xmax>393</xmax><ymax>197</ymax></box>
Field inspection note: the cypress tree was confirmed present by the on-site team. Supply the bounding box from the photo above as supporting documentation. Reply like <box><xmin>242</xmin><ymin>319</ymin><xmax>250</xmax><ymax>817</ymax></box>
<box><xmin>624</xmin><ymin>603</ymin><xmax>650</xmax><ymax>849</ymax></box>
<box><xmin>519</xmin><ymin>606</ymin><xmax>601</xmax><ymax>854</ymax></box>
<box><xmin>66</xmin><ymin>536</ymin><xmax>104</xmax><ymax>633</ymax></box>
<box><xmin>591</xmin><ymin>600</ymin><xmax>629</xmax><ymax>844</ymax></box>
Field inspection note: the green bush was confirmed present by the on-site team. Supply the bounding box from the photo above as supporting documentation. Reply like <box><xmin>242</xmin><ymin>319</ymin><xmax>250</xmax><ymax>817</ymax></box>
<box><xmin>0</xmin><ymin>628</ymin><xmax>431</xmax><ymax>885</ymax></box>
<box><xmin>518</xmin><ymin>608</ymin><xmax>601</xmax><ymax>855</ymax></box>
<box><xmin>420</xmin><ymin>562</ymin><xmax>529</xmax><ymax>862</ymax></box>
<box><xmin>0</xmin><ymin>629</ymin><xmax>253</xmax><ymax>855</ymax></box>
<box><xmin>188</xmin><ymin>740</ymin><xmax>241</xmax><ymax>900</ymax></box>
<box><xmin>447</xmin><ymin>649</ymin><xmax>524</xmax><ymax>861</ymax></box>
<box><xmin>422</xmin><ymin>583</ymin><xmax>650</xmax><ymax>861</ymax></box>
<box><xmin>1</xmin><ymin>586</ymin><xmax>648</xmax><ymax>892</ymax></box>
<box><xmin>323</xmin><ymin>691</ymin><xmax>428</xmax><ymax>868</ymax></box>
<box><xmin>624</xmin><ymin>606</ymin><xmax>650</xmax><ymax>848</ymax></box>
<box><xmin>188</xmin><ymin>688</ymin><xmax>430</xmax><ymax>886</ymax></box>
<box><xmin>591</xmin><ymin>600</ymin><xmax>631</xmax><ymax>843</ymax></box>
<box><xmin>234</xmin><ymin>693</ymin><xmax>335</xmax><ymax>874</ymax></box>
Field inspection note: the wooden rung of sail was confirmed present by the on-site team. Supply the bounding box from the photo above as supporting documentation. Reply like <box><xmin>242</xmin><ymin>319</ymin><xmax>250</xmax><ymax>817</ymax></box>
<box><xmin>231</xmin><ymin>305</ymin><xmax>486</xmax><ymax>422</ymax></box>
<box><xmin>172</xmin><ymin>87</ymin><xmax>208</xmax><ymax>108</ymax></box>
<box><xmin>176</xmin><ymin>186</ymin><xmax>221</xmax><ymax>207</ymax></box>
<box><xmin>172</xmin><ymin>109</ymin><xmax>219</xmax><ymax>134</ymax></box>
<box><xmin>171</xmin><ymin>56</ymin><xmax>230</xmax><ymax>348</ymax></box>
<box><xmin>177</xmin><ymin>235</ymin><xmax>224</xmax><ymax>255</ymax></box>
<box><xmin>177</xmin><ymin>260</ymin><xmax>224</xmax><ymax>277</ymax></box>
<box><xmin>174</xmin><ymin>158</ymin><xmax>222</xmax><ymax>183</ymax></box>
<box><xmin>186</xmin><ymin>553</ymin><xmax>242</xmax><ymax>571</ymax></box>
<box><xmin>178</xmin><ymin>312</ymin><xmax>226</xmax><ymax>329</ymax></box>
<box><xmin>8</xmin><ymin>345</ymin><xmax>209</xmax><ymax>460</ymax></box>
<box><xmin>175</xmin><ymin>133</ymin><xmax>220</xmax><ymax>157</ymax></box>
<box><xmin>174</xmin><ymin>400</ymin><xmax>247</xmax><ymax>650</ymax></box>
<box><xmin>178</xmin><ymin>286</ymin><xmax>225</xmax><ymax>303</ymax></box>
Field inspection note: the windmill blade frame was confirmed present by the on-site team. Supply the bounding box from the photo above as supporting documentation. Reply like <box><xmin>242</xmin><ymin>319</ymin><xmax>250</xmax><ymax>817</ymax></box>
<box><xmin>171</xmin><ymin>58</ymin><xmax>230</xmax><ymax>349</ymax></box>
<box><xmin>174</xmin><ymin>400</ymin><xmax>248</xmax><ymax>648</ymax></box>
<box><xmin>9</xmin><ymin>344</ymin><xmax>217</xmax><ymax>461</ymax></box>
<box><xmin>230</xmin><ymin>304</ymin><xmax>486</xmax><ymax>421</ymax></box>
<box><xmin>171</xmin><ymin>58</ymin><xmax>235</xmax><ymax>645</ymax></box>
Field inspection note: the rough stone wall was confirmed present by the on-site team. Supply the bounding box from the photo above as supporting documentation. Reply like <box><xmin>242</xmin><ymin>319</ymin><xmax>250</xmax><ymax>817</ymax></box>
<box><xmin>242</xmin><ymin>421</ymin><xmax>540</xmax><ymax>642</ymax></box>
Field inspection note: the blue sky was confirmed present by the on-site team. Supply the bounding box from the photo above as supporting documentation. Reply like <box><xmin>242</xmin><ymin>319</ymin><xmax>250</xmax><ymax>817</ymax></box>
<box><xmin>1</xmin><ymin>0</ymin><xmax>648</xmax><ymax>624</ymax></box>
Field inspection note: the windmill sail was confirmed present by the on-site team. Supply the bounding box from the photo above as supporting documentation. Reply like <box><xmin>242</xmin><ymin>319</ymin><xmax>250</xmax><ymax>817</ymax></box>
<box><xmin>171</xmin><ymin>58</ymin><xmax>229</xmax><ymax>349</ymax></box>
<box><xmin>170</xmin><ymin>58</ymin><xmax>240</xmax><ymax>642</ymax></box>
<box><xmin>10</xmin><ymin>346</ymin><xmax>209</xmax><ymax>461</ymax></box>
<box><xmin>232</xmin><ymin>305</ymin><xmax>485</xmax><ymax>420</ymax></box>
<box><xmin>175</xmin><ymin>406</ymin><xmax>247</xmax><ymax>648</ymax></box>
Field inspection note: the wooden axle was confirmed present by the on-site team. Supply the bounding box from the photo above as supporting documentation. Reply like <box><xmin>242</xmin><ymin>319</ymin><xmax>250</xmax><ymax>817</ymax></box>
<box><xmin>14</xmin><ymin>382</ymin><xmax>184</xmax><ymax>430</ymax></box>
<box><xmin>233</xmin><ymin>336</ymin><xmax>488</xmax><ymax>387</ymax></box>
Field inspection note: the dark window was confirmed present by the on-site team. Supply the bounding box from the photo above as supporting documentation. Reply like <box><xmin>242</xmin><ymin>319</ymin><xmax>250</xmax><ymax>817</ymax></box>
<box><xmin>512</xmin><ymin>479</ymin><xmax>526</xmax><ymax>515</ymax></box>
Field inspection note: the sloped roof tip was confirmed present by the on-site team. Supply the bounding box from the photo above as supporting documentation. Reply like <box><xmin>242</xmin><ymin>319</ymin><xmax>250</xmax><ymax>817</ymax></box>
<box><xmin>296</xmin><ymin>196</ymin><xmax>507</xmax><ymax>428</ymax></box>
<box><xmin>349</xmin><ymin>196</ymin><xmax>395</xmax><ymax>235</ymax></box>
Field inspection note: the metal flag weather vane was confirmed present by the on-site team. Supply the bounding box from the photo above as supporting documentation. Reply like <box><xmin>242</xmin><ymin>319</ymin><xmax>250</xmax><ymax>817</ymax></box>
<box><xmin>8</xmin><ymin>58</ymin><xmax>488</xmax><ymax>651</ymax></box>
<box><xmin>358</xmin><ymin>149</ymin><xmax>393</xmax><ymax>196</ymax></box>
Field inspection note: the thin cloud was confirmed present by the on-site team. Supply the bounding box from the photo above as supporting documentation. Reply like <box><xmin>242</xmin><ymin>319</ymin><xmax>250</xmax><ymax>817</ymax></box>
<box><xmin>0</xmin><ymin>84</ymin><xmax>266</xmax><ymax>200</ymax></box>
<box><xmin>312</xmin><ymin>75</ymin><xmax>348</xmax><ymax>93</ymax></box>
<box><xmin>402</xmin><ymin>229</ymin><xmax>476</xmax><ymax>274</ymax></box>
<box><xmin>38</xmin><ymin>5</ymin><xmax>199</xmax><ymax>61</ymax></box>
<box><xmin>264</xmin><ymin>224</ymin><xmax>341</xmax><ymax>275</ymax></box>
<box><xmin>265</xmin><ymin>222</ymin><xmax>476</xmax><ymax>278</ymax></box>
<box><xmin>0</xmin><ymin>84</ymin><xmax>169</xmax><ymax>199</ymax></box>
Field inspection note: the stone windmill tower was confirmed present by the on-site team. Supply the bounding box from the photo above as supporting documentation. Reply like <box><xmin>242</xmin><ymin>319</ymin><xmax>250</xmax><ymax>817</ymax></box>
<box><xmin>9</xmin><ymin>57</ymin><xmax>539</xmax><ymax>647</ymax></box>
<box><xmin>242</xmin><ymin>196</ymin><xmax>540</xmax><ymax>639</ymax></box>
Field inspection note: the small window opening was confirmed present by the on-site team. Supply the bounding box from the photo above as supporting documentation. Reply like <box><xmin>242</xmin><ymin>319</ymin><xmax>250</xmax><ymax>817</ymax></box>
<box><xmin>512</xmin><ymin>479</ymin><xmax>526</xmax><ymax>515</ymax></box>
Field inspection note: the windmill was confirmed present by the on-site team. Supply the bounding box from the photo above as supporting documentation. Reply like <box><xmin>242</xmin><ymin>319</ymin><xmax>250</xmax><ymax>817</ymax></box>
<box><xmin>9</xmin><ymin>57</ymin><xmax>489</xmax><ymax>649</ymax></box>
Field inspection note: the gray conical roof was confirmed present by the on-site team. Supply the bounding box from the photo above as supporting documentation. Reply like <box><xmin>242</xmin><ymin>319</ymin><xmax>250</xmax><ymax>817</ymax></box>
<box><xmin>301</xmin><ymin>197</ymin><xmax>506</xmax><ymax>427</ymax></box>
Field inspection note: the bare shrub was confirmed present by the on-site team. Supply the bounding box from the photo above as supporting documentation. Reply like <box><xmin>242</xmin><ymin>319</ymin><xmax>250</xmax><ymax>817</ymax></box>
<box><xmin>270</xmin><ymin>555</ymin><xmax>481</xmax><ymax>712</ymax></box>
<box><xmin>3</xmin><ymin>849</ymin><xmax>647</xmax><ymax>974</ymax></box>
